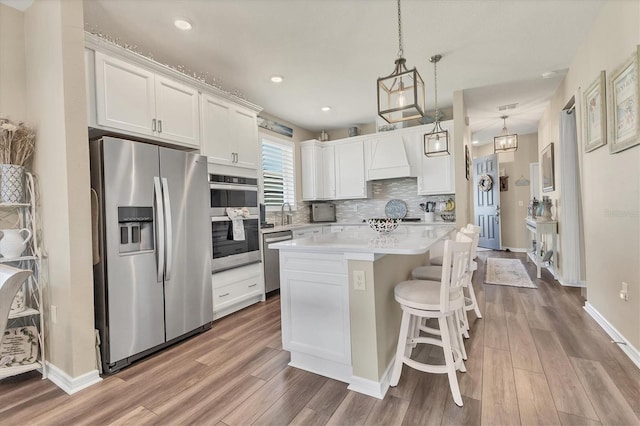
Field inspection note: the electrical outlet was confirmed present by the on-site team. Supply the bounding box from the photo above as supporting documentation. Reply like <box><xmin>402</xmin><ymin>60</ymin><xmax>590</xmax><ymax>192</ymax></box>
<box><xmin>353</xmin><ymin>270</ymin><xmax>366</xmax><ymax>291</ymax></box>
<box><xmin>518</xmin><ymin>200</ymin><xmax>524</xmax><ymax>207</ymax></box>
<box><xmin>51</xmin><ymin>305</ymin><xmax>57</xmax><ymax>324</ymax></box>
<box><xmin>619</xmin><ymin>282</ymin><xmax>629</xmax><ymax>301</ymax></box>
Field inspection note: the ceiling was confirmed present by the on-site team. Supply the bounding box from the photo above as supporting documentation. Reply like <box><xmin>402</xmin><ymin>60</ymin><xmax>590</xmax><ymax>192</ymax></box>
<box><xmin>82</xmin><ymin>0</ymin><xmax>605</xmax><ymax>140</ymax></box>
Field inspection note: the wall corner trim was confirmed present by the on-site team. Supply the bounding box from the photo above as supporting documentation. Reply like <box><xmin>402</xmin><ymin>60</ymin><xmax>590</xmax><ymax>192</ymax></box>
<box><xmin>584</xmin><ymin>302</ymin><xmax>640</xmax><ymax>370</ymax></box>
<box><xmin>46</xmin><ymin>362</ymin><xmax>102</xmax><ymax>395</ymax></box>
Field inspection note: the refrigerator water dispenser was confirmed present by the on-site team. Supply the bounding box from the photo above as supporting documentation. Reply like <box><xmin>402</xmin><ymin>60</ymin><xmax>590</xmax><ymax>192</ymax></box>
<box><xmin>118</xmin><ymin>206</ymin><xmax>154</xmax><ymax>253</ymax></box>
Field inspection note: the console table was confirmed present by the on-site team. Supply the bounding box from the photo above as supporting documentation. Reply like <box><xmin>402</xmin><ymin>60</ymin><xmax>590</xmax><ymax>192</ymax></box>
<box><xmin>525</xmin><ymin>218</ymin><xmax>558</xmax><ymax>279</ymax></box>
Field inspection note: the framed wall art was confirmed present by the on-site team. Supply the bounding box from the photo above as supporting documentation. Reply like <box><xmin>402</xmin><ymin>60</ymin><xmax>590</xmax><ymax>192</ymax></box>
<box><xmin>583</xmin><ymin>70</ymin><xmax>607</xmax><ymax>152</ymax></box>
<box><xmin>609</xmin><ymin>45</ymin><xmax>639</xmax><ymax>154</ymax></box>
<box><xmin>541</xmin><ymin>143</ymin><xmax>555</xmax><ymax>192</ymax></box>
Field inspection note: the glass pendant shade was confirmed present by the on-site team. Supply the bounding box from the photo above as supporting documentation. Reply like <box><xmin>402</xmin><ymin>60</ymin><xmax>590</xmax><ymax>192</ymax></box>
<box><xmin>377</xmin><ymin>58</ymin><xmax>425</xmax><ymax>123</ymax></box>
<box><xmin>494</xmin><ymin>116</ymin><xmax>518</xmax><ymax>153</ymax></box>
<box><xmin>424</xmin><ymin>122</ymin><xmax>449</xmax><ymax>156</ymax></box>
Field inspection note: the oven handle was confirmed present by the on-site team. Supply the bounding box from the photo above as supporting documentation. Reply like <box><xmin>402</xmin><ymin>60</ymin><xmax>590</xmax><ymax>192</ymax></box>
<box><xmin>211</xmin><ymin>215</ymin><xmax>259</xmax><ymax>222</ymax></box>
<box><xmin>209</xmin><ymin>182</ymin><xmax>258</xmax><ymax>192</ymax></box>
<box><xmin>265</xmin><ymin>235</ymin><xmax>293</xmax><ymax>244</ymax></box>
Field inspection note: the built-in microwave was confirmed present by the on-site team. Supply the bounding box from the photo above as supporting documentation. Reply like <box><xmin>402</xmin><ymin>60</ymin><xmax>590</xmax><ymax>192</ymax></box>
<box><xmin>209</xmin><ymin>174</ymin><xmax>258</xmax><ymax>217</ymax></box>
<box><xmin>209</xmin><ymin>174</ymin><xmax>261</xmax><ymax>272</ymax></box>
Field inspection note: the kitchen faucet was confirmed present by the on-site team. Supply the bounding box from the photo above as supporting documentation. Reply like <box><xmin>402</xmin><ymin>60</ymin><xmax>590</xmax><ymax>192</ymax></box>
<box><xmin>281</xmin><ymin>202</ymin><xmax>292</xmax><ymax>226</ymax></box>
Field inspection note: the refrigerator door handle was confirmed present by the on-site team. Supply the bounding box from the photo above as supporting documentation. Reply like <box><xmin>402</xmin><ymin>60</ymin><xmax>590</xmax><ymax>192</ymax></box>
<box><xmin>154</xmin><ymin>176</ymin><xmax>165</xmax><ymax>282</ymax></box>
<box><xmin>161</xmin><ymin>177</ymin><xmax>173</xmax><ymax>280</ymax></box>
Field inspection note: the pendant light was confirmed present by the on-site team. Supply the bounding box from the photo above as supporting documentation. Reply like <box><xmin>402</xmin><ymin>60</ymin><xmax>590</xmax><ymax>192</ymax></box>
<box><xmin>424</xmin><ymin>54</ymin><xmax>449</xmax><ymax>157</ymax></box>
<box><xmin>494</xmin><ymin>115</ymin><xmax>518</xmax><ymax>153</ymax></box>
<box><xmin>377</xmin><ymin>0</ymin><xmax>425</xmax><ymax>124</ymax></box>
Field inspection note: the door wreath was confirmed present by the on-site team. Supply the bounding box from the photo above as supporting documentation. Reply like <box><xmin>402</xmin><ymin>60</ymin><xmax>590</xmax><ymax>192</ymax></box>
<box><xmin>478</xmin><ymin>174</ymin><xmax>493</xmax><ymax>192</ymax></box>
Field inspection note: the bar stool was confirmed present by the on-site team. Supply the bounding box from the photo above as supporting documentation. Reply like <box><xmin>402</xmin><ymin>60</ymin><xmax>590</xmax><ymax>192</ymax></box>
<box><xmin>411</xmin><ymin>227</ymin><xmax>483</xmax><ymax>335</ymax></box>
<box><xmin>430</xmin><ymin>224</ymin><xmax>480</xmax><ymax>266</ymax></box>
<box><xmin>390</xmin><ymin>233</ymin><xmax>472</xmax><ymax>407</ymax></box>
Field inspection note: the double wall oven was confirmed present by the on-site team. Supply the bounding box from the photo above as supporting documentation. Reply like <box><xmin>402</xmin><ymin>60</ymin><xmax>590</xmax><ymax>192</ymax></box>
<box><xmin>210</xmin><ymin>174</ymin><xmax>260</xmax><ymax>272</ymax></box>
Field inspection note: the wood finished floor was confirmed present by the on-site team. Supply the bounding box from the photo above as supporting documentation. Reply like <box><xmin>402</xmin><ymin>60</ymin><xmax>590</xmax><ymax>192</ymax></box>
<box><xmin>2</xmin><ymin>251</ymin><xmax>639</xmax><ymax>426</ymax></box>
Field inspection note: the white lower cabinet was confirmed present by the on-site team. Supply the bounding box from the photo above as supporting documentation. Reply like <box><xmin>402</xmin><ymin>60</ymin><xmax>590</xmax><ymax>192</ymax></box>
<box><xmin>212</xmin><ymin>262</ymin><xmax>264</xmax><ymax>320</ymax></box>
<box><xmin>292</xmin><ymin>226</ymin><xmax>323</xmax><ymax>239</ymax></box>
<box><xmin>279</xmin><ymin>251</ymin><xmax>351</xmax><ymax>368</ymax></box>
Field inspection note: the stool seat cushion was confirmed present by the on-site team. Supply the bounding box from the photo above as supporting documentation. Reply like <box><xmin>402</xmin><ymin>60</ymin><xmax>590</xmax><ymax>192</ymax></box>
<box><xmin>395</xmin><ymin>280</ymin><xmax>464</xmax><ymax>311</ymax></box>
<box><xmin>412</xmin><ymin>265</ymin><xmax>443</xmax><ymax>281</ymax></box>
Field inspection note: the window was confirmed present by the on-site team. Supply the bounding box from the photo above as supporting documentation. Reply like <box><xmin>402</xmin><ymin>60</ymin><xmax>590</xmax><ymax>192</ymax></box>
<box><xmin>261</xmin><ymin>137</ymin><xmax>295</xmax><ymax>210</ymax></box>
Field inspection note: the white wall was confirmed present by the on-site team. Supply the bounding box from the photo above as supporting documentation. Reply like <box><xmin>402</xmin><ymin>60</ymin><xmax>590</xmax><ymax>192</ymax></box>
<box><xmin>24</xmin><ymin>0</ymin><xmax>95</xmax><ymax>377</ymax></box>
<box><xmin>0</xmin><ymin>4</ymin><xmax>26</xmax><ymax>120</ymax></box>
<box><xmin>538</xmin><ymin>1</ymin><xmax>640</xmax><ymax>349</ymax></box>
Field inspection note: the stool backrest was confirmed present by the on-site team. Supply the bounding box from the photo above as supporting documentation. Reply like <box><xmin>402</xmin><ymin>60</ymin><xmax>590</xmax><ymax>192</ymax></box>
<box><xmin>439</xmin><ymin>232</ymin><xmax>472</xmax><ymax>312</ymax></box>
<box><xmin>461</xmin><ymin>228</ymin><xmax>480</xmax><ymax>263</ymax></box>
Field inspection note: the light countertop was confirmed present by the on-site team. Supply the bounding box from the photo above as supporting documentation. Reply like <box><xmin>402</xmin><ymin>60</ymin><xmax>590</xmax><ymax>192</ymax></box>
<box><xmin>260</xmin><ymin>220</ymin><xmax>455</xmax><ymax>234</ymax></box>
<box><xmin>270</xmin><ymin>224</ymin><xmax>455</xmax><ymax>255</ymax></box>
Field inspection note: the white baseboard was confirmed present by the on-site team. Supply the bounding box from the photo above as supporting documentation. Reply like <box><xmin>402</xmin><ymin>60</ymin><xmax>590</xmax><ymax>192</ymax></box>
<box><xmin>347</xmin><ymin>360</ymin><xmax>394</xmax><ymax>400</ymax></box>
<box><xmin>557</xmin><ymin>277</ymin><xmax>587</xmax><ymax>288</ymax></box>
<box><xmin>584</xmin><ymin>303</ymin><xmax>640</xmax><ymax>370</ymax></box>
<box><xmin>46</xmin><ymin>362</ymin><xmax>102</xmax><ymax>395</ymax></box>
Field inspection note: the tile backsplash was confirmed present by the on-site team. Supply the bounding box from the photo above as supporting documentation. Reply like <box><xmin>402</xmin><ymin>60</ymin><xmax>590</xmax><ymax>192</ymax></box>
<box><xmin>265</xmin><ymin>178</ymin><xmax>455</xmax><ymax>225</ymax></box>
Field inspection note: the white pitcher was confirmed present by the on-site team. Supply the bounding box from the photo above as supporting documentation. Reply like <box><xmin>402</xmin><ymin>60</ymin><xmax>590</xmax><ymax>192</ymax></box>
<box><xmin>0</xmin><ymin>228</ymin><xmax>32</xmax><ymax>258</ymax></box>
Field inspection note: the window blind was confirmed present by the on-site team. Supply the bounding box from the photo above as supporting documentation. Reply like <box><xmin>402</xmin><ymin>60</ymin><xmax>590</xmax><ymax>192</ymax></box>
<box><xmin>261</xmin><ymin>139</ymin><xmax>295</xmax><ymax>207</ymax></box>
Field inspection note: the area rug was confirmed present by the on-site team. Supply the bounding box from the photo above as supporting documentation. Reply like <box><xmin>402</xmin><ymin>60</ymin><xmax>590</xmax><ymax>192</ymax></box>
<box><xmin>485</xmin><ymin>258</ymin><xmax>536</xmax><ymax>288</ymax></box>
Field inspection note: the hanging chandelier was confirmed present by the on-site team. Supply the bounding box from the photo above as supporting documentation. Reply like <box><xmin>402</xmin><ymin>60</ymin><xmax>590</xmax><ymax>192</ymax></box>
<box><xmin>377</xmin><ymin>0</ymin><xmax>425</xmax><ymax>124</ymax></box>
<box><xmin>424</xmin><ymin>54</ymin><xmax>449</xmax><ymax>157</ymax></box>
<box><xmin>494</xmin><ymin>115</ymin><xmax>518</xmax><ymax>153</ymax></box>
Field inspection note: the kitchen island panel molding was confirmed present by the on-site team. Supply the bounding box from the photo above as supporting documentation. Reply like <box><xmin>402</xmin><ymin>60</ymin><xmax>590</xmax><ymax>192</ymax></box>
<box><xmin>274</xmin><ymin>225</ymin><xmax>454</xmax><ymax>398</ymax></box>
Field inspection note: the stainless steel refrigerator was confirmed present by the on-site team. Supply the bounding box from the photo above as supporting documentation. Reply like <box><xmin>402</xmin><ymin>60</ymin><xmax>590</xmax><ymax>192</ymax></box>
<box><xmin>90</xmin><ymin>136</ymin><xmax>212</xmax><ymax>374</ymax></box>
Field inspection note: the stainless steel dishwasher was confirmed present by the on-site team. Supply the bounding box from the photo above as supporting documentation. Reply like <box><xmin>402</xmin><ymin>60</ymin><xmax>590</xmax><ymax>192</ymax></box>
<box><xmin>263</xmin><ymin>230</ymin><xmax>292</xmax><ymax>295</ymax></box>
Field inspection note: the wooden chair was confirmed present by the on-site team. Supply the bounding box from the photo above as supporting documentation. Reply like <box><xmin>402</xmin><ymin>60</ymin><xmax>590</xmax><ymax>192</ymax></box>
<box><xmin>0</xmin><ymin>265</ymin><xmax>33</xmax><ymax>347</ymax></box>
<box><xmin>411</xmin><ymin>226</ymin><xmax>483</xmax><ymax>336</ymax></box>
<box><xmin>390</xmin><ymin>232</ymin><xmax>472</xmax><ymax>407</ymax></box>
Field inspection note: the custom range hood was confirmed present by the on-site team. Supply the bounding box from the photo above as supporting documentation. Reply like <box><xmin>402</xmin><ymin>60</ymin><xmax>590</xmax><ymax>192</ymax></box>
<box><xmin>364</xmin><ymin>132</ymin><xmax>417</xmax><ymax>181</ymax></box>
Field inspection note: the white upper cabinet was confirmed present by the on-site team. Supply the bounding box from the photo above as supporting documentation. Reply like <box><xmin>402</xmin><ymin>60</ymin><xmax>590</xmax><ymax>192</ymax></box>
<box><xmin>301</xmin><ymin>141</ymin><xmax>336</xmax><ymax>201</ymax></box>
<box><xmin>301</xmin><ymin>140</ymin><xmax>323</xmax><ymax>201</ymax></box>
<box><xmin>335</xmin><ymin>140</ymin><xmax>369</xmax><ymax>199</ymax></box>
<box><xmin>154</xmin><ymin>76</ymin><xmax>200</xmax><ymax>146</ymax></box>
<box><xmin>93</xmin><ymin>51</ymin><xmax>200</xmax><ymax>149</ymax></box>
<box><xmin>322</xmin><ymin>145</ymin><xmax>336</xmax><ymax>199</ymax></box>
<box><xmin>201</xmin><ymin>94</ymin><xmax>259</xmax><ymax>170</ymax></box>
<box><xmin>95</xmin><ymin>51</ymin><xmax>156</xmax><ymax>137</ymax></box>
<box><xmin>417</xmin><ymin>120</ymin><xmax>455</xmax><ymax>195</ymax></box>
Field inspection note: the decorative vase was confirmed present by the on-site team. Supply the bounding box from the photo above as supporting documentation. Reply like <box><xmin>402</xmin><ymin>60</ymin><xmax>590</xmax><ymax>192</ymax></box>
<box><xmin>0</xmin><ymin>228</ymin><xmax>32</xmax><ymax>258</ymax></box>
<box><xmin>0</xmin><ymin>164</ymin><xmax>25</xmax><ymax>204</ymax></box>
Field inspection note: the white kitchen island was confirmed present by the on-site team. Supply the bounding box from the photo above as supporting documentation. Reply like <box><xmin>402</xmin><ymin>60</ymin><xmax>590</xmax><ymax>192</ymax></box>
<box><xmin>271</xmin><ymin>224</ymin><xmax>455</xmax><ymax>399</ymax></box>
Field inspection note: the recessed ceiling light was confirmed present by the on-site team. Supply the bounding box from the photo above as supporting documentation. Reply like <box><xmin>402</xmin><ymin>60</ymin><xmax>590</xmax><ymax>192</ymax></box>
<box><xmin>270</xmin><ymin>75</ymin><xmax>284</xmax><ymax>83</ymax></box>
<box><xmin>541</xmin><ymin>71</ymin><xmax>556</xmax><ymax>79</ymax></box>
<box><xmin>472</xmin><ymin>140</ymin><xmax>479</xmax><ymax>145</ymax></box>
<box><xmin>174</xmin><ymin>19</ymin><xmax>193</xmax><ymax>31</ymax></box>
<box><xmin>321</xmin><ymin>106</ymin><xmax>331</xmax><ymax>112</ymax></box>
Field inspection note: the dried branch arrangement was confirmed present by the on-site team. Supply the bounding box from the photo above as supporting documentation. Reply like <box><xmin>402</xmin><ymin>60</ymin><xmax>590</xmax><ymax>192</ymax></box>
<box><xmin>0</xmin><ymin>117</ymin><xmax>36</xmax><ymax>167</ymax></box>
